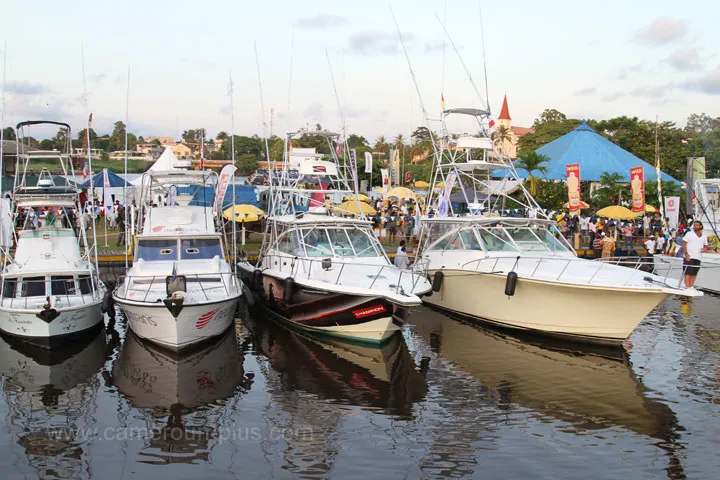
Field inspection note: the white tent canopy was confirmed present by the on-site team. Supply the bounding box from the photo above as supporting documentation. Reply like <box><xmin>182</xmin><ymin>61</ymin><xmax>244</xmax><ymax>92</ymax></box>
<box><xmin>131</xmin><ymin>147</ymin><xmax>191</xmax><ymax>186</ymax></box>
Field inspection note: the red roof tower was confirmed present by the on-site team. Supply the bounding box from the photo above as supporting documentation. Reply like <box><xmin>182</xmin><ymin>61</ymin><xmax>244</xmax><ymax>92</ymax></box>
<box><xmin>498</xmin><ymin>95</ymin><xmax>511</xmax><ymax>121</ymax></box>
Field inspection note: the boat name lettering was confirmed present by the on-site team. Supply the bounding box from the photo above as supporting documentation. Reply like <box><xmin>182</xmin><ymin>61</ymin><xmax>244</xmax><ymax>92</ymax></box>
<box><xmin>352</xmin><ymin>304</ymin><xmax>387</xmax><ymax>319</ymax></box>
<box><xmin>125</xmin><ymin>311</ymin><xmax>158</xmax><ymax>327</ymax></box>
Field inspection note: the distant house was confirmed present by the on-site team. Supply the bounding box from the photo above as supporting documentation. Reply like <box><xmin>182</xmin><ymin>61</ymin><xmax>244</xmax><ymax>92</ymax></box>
<box><xmin>495</xmin><ymin>95</ymin><xmax>534</xmax><ymax>159</ymax></box>
<box><xmin>145</xmin><ymin>136</ymin><xmax>175</xmax><ymax>146</ymax></box>
<box><xmin>171</xmin><ymin>142</ymin><xmax>193</xmax><ymax>159</ymax></box>
<box><xmin>109</xmin><ymin>150</ymin><xmax>151</xmax><ymax>161</ymax></box>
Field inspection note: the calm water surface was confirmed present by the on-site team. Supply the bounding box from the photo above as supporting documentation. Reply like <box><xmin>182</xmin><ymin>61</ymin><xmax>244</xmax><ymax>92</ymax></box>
<box><xmin>0</xmin><ymin>294</ymin><xmax>719</xmax><ymax>479</ymax></box>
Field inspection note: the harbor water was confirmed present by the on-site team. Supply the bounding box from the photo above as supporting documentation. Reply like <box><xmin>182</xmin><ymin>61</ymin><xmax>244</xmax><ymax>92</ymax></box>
<box><xmin>0</xmin><ymin>293</ymin><xmax>718</xmax><ymax>479</ymax></box>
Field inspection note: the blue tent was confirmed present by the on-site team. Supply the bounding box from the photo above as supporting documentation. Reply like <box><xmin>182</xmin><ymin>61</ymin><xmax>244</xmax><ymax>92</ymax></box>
<box><xmin>514</xmin><ymin>121</ymin><xmax>678</xmax><ymax>183</ymax></box>
<box><xmin>82</xmin><ymin>169</ymin><xmax>130</xmax><ymax>188</ymax></box>
<box><xmin>175</xmin><ymin>184</ymin><xmax>260</xmax><ymax>208</ymax></box>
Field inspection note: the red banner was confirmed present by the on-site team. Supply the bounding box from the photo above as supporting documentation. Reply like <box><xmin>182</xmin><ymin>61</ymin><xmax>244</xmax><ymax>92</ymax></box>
<box><xmin>565</xmin><ymin>164</ymin><xmax>581</xmax><ymax>212</ymax></box>
<box><xmin>405</xmin><ymin>171</ymin><xmax>412</xmax><ymax>184</ymax></box>
<box><xmin>630</xmin><ymin>166</ymin><xmax>645</xmax><ymax>212</ymax></box>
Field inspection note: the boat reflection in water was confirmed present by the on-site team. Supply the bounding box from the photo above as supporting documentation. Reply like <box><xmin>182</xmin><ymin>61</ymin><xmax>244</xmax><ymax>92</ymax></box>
<box><xmin>246</xmin><ymin>313</ymin><xmax>427</xmax><ymax>477</ymax></box>
<box><xmin>0</xmin><ymin>329</ymin><xmax>108</xmax><ymax>478</ymax></box>
<box><xmin>112</xmin><ymin>327</ymin><xmax>253</xmax><ymax>465</ymax></box>
<box><xmin>407</xmin><ymin>307</ymin><xmax>686</xmax><ymax>477</ymax></box>
<box><xmin>409</xmin><ymin>308</ymin><xmax>679</xmax><ymax>436</ymax></box>
<box><xmin>251</xmin><ymin>314</ymin><xmax>428</xmax><ymax>414</ymax></box>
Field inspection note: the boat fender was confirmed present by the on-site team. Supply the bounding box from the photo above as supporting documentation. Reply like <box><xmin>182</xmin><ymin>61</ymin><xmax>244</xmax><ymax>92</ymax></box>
<box><xmin>505</xmin><ymin>271</ymin><xmax>518</xmax><ymax>296</ymax></box>
<box><xmin>432</xmin><ymin>271</ymin><xmax>444</xmax><ymax>292</ymax></box>
<box><xmin>283</xmin><ymin>277</ymin><xmax>294</xmax><ymax>303</ymax></box>
<box><xmin>253</xmin><ymin>269</ymin><xmax>263</xmax><ymax>290</ymax></box>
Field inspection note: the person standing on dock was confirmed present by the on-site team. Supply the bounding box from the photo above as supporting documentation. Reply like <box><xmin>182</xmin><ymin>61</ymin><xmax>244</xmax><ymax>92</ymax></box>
<box><xmin>682</xmin><ymin>221</ymin><xmax>714</xmax><ymax>288</ymax></box>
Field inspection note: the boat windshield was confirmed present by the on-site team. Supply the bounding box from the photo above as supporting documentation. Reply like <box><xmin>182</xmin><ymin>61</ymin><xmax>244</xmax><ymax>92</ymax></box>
<box><xmin>136</xmin><ymin>238</ymin><xmax>223</xmax><ymax>261</ymax></box>
<box><xmin>481</xmin><ymin>226</ymin><xmax>570</xmax><ymax>253</ymax></box>
<box><xmin>296</xmin><ymin>227</ymin><xmax>381</xmax><ymax>258</ymax></box>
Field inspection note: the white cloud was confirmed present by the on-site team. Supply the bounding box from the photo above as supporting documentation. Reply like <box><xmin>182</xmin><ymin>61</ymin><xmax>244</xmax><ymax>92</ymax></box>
<box><xmin>296</xmin><ymin>14</ymin><xmax>347</xmax><ymax>29</ymax></box>
<box><xmin>349</xmin><ymin>31</ymin><xmax>412</xmax><ymax>55</ymax></box>
<box><xmin>5</xmin><ymin>81</ymin><xmax>51</xmax><ymax>95</ymax></box>
<box><xmin>665</xmin><ymin>48</ymin><xmax>704</xmax><ymax>72</ymax></box>
<box><xmin>682</xmin><ymin>67</ymin><xmax>720</xmax><ymax>95</ymax></box>
<box><xmin>633</xmin><ymin>17</ymin><xmax>688</xmax><ymax>46</ymax></box>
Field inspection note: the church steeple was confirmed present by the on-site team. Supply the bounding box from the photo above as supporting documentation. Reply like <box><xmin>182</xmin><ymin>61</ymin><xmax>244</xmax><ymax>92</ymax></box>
<box><xmin>498</xmin><ymin>94</ymin><xmax>511</xmax><ymax>121</ymax></box>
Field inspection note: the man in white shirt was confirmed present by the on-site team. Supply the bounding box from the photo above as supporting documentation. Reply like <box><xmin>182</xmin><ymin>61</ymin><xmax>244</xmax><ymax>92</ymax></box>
<box><xmin>644</xmin><ymin>236</ymin><xmax>656</xmax><ymax>255</ymax></box>
<box><xmin>682</xmin><ymin>221</ymin><xmax>715</xmax><ymax>288</ymax></box>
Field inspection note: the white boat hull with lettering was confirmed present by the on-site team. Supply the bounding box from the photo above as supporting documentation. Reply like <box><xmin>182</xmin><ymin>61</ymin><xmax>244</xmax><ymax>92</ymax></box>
<box><xmin>116</xmin><ymin>296</ymin><xmax>240</xmax><ymax>351</ymax></box>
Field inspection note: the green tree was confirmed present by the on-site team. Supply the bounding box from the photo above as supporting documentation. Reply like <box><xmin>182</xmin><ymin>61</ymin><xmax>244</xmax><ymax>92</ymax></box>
<box><xmin>2</xmin><ymin>127</ymin><xmax>15</xmax><ymax>140</ymax></box>
<box><xmin>518</xmin><ymin>110</ymin><xmax>579</xmax><ymax>153</ymax></box>
<box><xmin>514</xmin><ymin>151</ymin><xmax>549</xmax><ymax>196</ymax></box>
<box><xmin>216</xmin><ymin>131</ymin><xmax>229</xmax><ymax>141</ymax></box>
<box><xmin>347</xmin><ymin>134</ymin><xmax>368</xmax><ymax>149</ymax></box>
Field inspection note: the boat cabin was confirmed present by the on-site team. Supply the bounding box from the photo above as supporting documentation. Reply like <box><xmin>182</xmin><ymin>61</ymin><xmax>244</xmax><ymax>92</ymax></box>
<box><xmin>1</xmin><ymin>273</ymin><xmax>97</xmax><ymax>303</ymax></box>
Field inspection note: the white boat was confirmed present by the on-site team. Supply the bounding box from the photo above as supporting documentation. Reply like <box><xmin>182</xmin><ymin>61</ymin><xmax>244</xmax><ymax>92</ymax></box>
<box><xmin>238</xmin><ymin>129</ymin><xmax>431</xmax><ymax>344</ymax></box>
<box><xmin>0</xmin><ymin>121</ymin><xmax>107</xmax><ymax>348</ymax></box>
<box><xmin>652</xmin><ymin>178</ymin><xmax>720</xmax><ymax>293</ymax></box>
<box><xmin>113</xmin><ymin>170</ymin><xmax>242</xmax><ymax>351</ymax></box>
<box><xmin>414</xmin><ymin>108</ymin><xmax>700</xmax><ymax>345</ymax></box>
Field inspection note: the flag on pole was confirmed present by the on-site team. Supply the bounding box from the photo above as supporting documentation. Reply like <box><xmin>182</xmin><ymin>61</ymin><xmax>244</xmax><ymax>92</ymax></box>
<box><xmin>441</xmin><ymin>93</ymin><xmax>445</xmax><ymax>110</ymax></box>
<box><xmin>335</xmin><ymin>142</ymin><xmax>343</xmax><ymax>156</ymax></box>
<box><xmin>364</xmin><ymin>151</ymin><xmax>372</xmax><ymax>174</ymax></box>
<box><xmin>488</xmin><ymin>118</ymin><xmax>496</xmax><ymax>132</ymax></box>
<box><xmin>214</xmin><ymin>164</ymin><xmax>237</xmax><ymax>215</ymax></box>
<box><xmin>102</xmin><ymin>168</ymin><xmax>111</xmax><ymax>213</ymax></box>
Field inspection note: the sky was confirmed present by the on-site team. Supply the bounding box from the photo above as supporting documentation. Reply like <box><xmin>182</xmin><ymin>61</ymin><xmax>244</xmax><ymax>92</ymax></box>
<box><xmin>0</xmin><ymin>0</ymin><xmax>718</xmax><ymax>143</ymax></box>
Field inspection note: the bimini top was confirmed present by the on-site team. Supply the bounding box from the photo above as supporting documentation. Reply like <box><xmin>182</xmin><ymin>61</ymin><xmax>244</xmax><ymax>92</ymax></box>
<box><xmin>443</xmin><ymin>108</ymin><xmax>490</xmax><ymax>117</ymax></box>
<box><xmin>271</xmin><ymin>211</ymin><xmax>372</xmax><ymax>227</ymax></box>
<box><xmin>142</xmin><ymin>206</ymin><xmax>217</xmax><ymax>236</ymax></box>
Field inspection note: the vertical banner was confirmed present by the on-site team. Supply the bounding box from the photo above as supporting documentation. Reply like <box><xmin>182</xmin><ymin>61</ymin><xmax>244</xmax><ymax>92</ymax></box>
<box><xmin>214</xmin><ymin>164</ymin><xmax>238</xmax><ymax>215</ymax></box>
<box><xmin>630</xmin><ymin>166</ymin><xmax>645</xmax><ymax>213</ymax></box>
<box><xmin>664</xmin><ymin>196</ymin><xmax>680</xmax><ymax>229</ymax></box>
<box><xmin>102</xmin><ymin>168</ymin><xmax>111</xmax><ymax>212</ymax></box>
<box><xmin>437</xmin><ymin>172</ymin><xmax>458</xmax><ymax>217</ymax></box>
<box><xmin>565</xmin><ymin>163</ymin><xmax>581</xmax><ymax>213</ymax></box>
<box><xmin>405</xmin><ymin>171</ymin><xmax>412</xmax><ymax>184</ymax></box>
<box><xmin>380</xmin><ymin>168</ymin><xmax>390</xmax><ymax>195</ymax></box>
<box><xmin>349</xmin><ymin>148</ymin><xmax>359</xmax><ymax>195</ymax></box>
<box><xmin>364</xmin><ymin>151</ymin><xmax>372</xmax><ymax>174</ymax></box>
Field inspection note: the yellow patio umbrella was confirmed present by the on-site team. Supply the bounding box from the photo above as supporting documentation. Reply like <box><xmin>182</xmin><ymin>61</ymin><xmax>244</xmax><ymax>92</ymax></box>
<box><xmin>222</xmin><ymin>205</ymin><xmax>265</xmax><ymax>245</ymax></box>
<box><xmin>346</xmin><ymin>194</ymin><xmax>371</xmax><ymax>203</ymax></box>
<box><xmin>436</xmin><ymin>182</ymin><xmax>445</xmax><ymax>188</ymax></box>
<box><xmin>414</xmin><ymin>180</ymin><xmax>430</xmax><ymax>188</ymax></box>
<box><xmin>333</xmin><ymin>201</ymin><xmax>377</xmax><ymax>216</ymax></box>
<box><xmin>644</xmin><ymin>205</ymin><xmax>658</xmax><ymax>213</ymax></box>
<box><xmin>385</xmin><ymin>186</ymin><xmax>417</xmax><ymax>200</ymax></box>
<box><xmin>596</xmin><ymin>205</ymin><xmax>640</xmax><ymax>220</ymax></box>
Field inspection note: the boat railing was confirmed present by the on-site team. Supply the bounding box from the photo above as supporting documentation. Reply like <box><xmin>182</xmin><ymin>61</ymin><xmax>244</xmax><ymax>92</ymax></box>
<box><xmin>113</xmin><ymin>272</ymin><xmax>240</xmax><ymax>304</ymax></box>
<box><xmin>453</xmin><ymin>254</ymin><xmax>688</xmax><ymax>289</ymax></box>
<box><xmin>0</xmin><ymin>277</ymin><xmax>102</xmax><ymax>310</ymax></box>
<box><xmin>260</xmin><ymin>254</ymin><xmax>428</xmax><ymax>296</ymax></box>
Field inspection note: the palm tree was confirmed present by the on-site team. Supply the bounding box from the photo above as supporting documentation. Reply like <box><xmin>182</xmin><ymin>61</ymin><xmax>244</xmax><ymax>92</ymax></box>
<box><xmin>216</xmin><ymin>131</ymin><xmax>228</xmax><ymax>141</ymax></box>
<box><xmin>598</xmin><ymin>171</ymin><xmax>624</xmax><ymax>205</ymax></box>
<box><xmin>515</xmin><ymin>151</ymin><xmax>549</xmax><ymax>196</ymax></box>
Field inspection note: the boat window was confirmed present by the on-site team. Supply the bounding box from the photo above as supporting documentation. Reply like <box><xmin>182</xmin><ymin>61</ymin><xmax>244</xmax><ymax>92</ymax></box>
<box><xmin>137</xmin><ymin>239</ymin><xmax>178</xmax><ymax>261</ymax></box>
<box><xmin>302</xmin><ymin>228</ymin><xmax>333</xmax><ymax>257</ymax></box>
<box><xmin>542</xmin><ymin>228</ymin><xmax>571</xmax><ymax>252</ymax></box>
<box><xmin>51</xmin><ymin>276</ymin><xmax>76</xmax><ymax>295</ymax></box>
<box><xmin>277</xmin><ymin>231</ymin><xmax>300</xmax><ymax>255</ymax></box>
<box><xmin>2</xmin><ymin>278</ymin><xmax>17</xmax><ymax>298</ymax></box>
<box><xmin>505</xmin><ymin>227</ymin><xmax>549</xmax><ymax>252</ymax></box>
<box><xmin>21</xmin><ymin>277</ymin><xmax>46</xmax><ymax>297</ymax></box>
<box><xmin>478</xmin><ymin>229</ymin><xmax>519</xmax><ymax>252</ymax></box>
<box><xmin>180</xmin><ymin>238</ymin><xmax>223</xmax><ymax>259</ymax></box>
<box><xmin>327</xmin><ymin>229</ymin><xmax>355</xmax><ymax>256</ymax></box>
<box><xmin>78</xmin><ymin>275</ymin><xmax>94</xmax><ymax>294</ymax></box>
<box><xmin>460</xmin><ymin>229</ymin><xmax>483</xmax><ymax>250</ymax></box>
<box><xmin>431</xmin><ymin>232</ymin><xmax>464</xmax><ymax>251</ymax></box>
<box><xmin>347</xmin><ymin>228</ymin><xmax>380</xmax><ymax>257</ymax></box>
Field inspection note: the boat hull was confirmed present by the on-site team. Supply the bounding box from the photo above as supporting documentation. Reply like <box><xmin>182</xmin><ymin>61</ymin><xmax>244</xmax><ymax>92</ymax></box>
<box><xmin>243</xmin><ymin>273</ymin><xmax>401</xmax><ymax>344</ymax></box>
<box><xmin>0</xmin><ymin>301</ymin><xmax>105</xmax><ymax>348</ymax></box>
<box><xmin>423</xmin><ymin>269</ymin><xmax>669</xmax><ymax>345</ymax></box>
<box><xmin>653</xmin><ymin>253</ymin><xmax>720</xmax><ymax>294</ymax></box>
<box><xmin>114</xmin><ymin>295</ymin><xmax>240</xmax><ymax>351</ymax></box>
